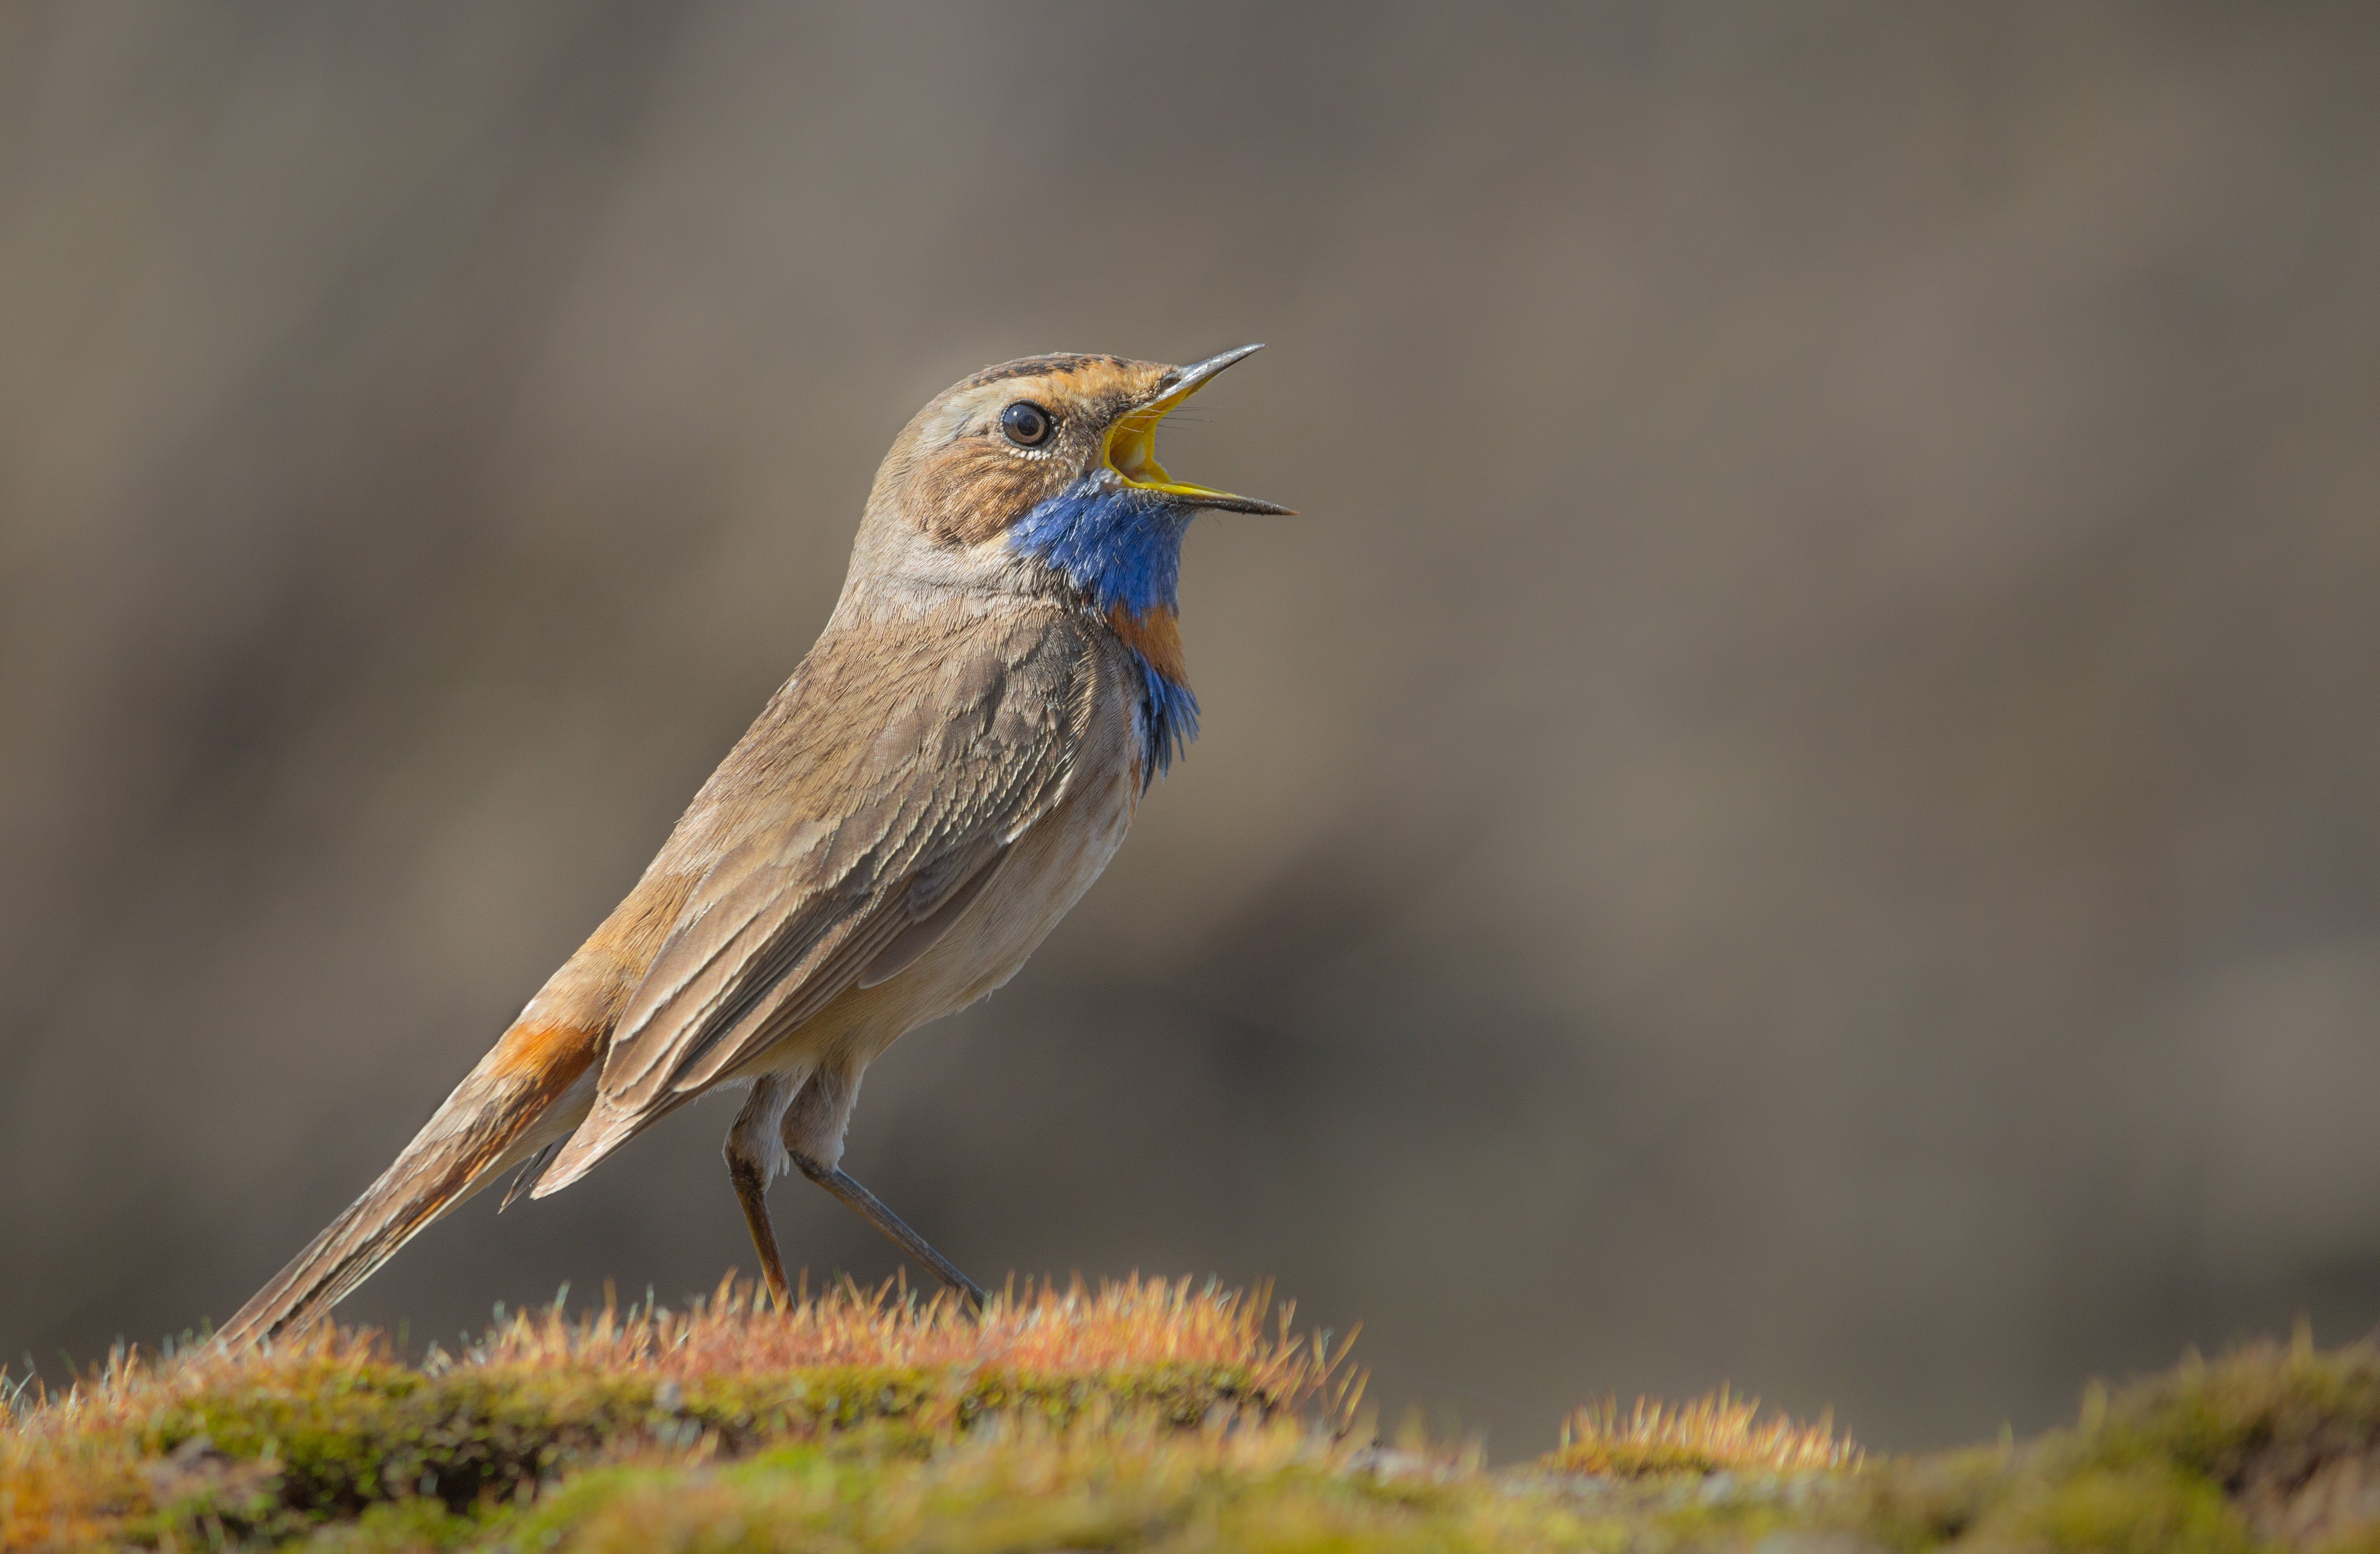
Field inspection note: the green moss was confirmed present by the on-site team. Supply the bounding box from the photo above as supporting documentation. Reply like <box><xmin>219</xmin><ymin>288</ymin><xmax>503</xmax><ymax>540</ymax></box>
<box><xmin>482</xmin><ymin>1436</ymin><xmax>1592</xmax><ymax>1554</ymax></box>
<box><xmin>1837</xmin><ymin>1443</ymin><xmax>2017</xmax><ymax>1551</ymax></box>
<box><xmin>83</xmin><ymin>1359</ymin><xmax>1227</xmax><ymax>1530</ymax></box>
<box><xmin>2081</xmin><ymin>1336</ymin><xmax>2380</xmax><ymax>1488</ymax></box>
<box><xmin>60</xmin><ymin>1361</ymin><xmax>1282</xmax><ymax>1548</ymax></box>
<box><xmin>147</xmin><ymin>1367</ymin><xmax>641</xmax><ymax>1517</ymax></box>
<box><xmin>283</xmin><ymin>1496</ymin><xmax>483</xmax><ymax>1552</ymax></box>
<box><xmin>30</xmin><ymin>1303</ymin><xmax>2380</xmax><ymax>1551</ymax></box>
<box><xmin>1998</xmin><ymin>1464</ymin><xmax>2253</xmax><ymax>1554</ymax></box>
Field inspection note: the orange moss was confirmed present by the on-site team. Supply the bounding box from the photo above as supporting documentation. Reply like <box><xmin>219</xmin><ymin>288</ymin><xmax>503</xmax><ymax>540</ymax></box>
<box><xmin>0</xmin><ymin>1275</ymin><xmax>1357</xmax><ymax>1551</ymax></box>
<box><xmin>445</xmin><ymin>1271</ymin><xmax>1345</xmax><ymax>1383</ymax></box>
<box><xmin>1546</xmin><ymin>1388</ymin><xmax>1859</xmax><ymax>1478</ymax></box>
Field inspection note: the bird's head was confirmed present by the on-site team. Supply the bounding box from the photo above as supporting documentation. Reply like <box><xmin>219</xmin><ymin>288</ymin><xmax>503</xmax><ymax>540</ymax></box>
<box><xmin>847</xmin><ymin>346</ymin><xmax>1289</xmax><ymax>625</ymax></box>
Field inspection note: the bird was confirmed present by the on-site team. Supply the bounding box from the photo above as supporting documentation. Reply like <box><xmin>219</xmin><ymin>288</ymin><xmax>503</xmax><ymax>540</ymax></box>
<box><xmin>218</xmin><ymin>346</ymin><xmax>1289</xmax><ymax>1346</ymax></box>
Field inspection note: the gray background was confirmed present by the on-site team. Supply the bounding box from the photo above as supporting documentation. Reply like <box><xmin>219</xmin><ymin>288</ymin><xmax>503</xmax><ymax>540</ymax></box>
<box><xmin>5</xmin><ymin>2</ymin><xmax>2379</xmax><ymax>1455</ymax></box>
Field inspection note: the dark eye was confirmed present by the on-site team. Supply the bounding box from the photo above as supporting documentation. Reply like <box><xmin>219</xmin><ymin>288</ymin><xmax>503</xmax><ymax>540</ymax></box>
<box><xmin>1000</xmin><ymin>401</ymin><xmax>1052</xmax><ymax>447</ymax></box>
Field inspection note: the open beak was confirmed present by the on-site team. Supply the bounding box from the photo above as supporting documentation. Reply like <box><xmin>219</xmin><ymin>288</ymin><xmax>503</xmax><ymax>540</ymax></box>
<box><xmin>1104</xmin><ymin>344</ymin><xmax>1296</xmax><ymax>515</ymax></box>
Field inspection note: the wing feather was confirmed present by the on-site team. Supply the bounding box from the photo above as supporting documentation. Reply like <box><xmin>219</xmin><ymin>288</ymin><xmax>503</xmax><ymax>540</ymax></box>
<box><xmin>591</xmin><ymin>606</ymin><xmax>1095</xmax><ymax>1120</ymax></box>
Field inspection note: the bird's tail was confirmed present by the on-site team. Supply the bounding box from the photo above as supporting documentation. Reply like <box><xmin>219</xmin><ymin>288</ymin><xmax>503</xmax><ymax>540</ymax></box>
<box><xmin>217</xmin><ymin>1019</ymin><xmax>602</xmax><ymax>1349</ymax></box>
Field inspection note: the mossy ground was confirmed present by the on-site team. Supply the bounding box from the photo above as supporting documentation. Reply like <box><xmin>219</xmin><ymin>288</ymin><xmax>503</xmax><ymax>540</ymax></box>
<box><xmin>5</xmin><ymin>1279</ymin><xmax>2377</xmax><ymax>1553</ymax></box>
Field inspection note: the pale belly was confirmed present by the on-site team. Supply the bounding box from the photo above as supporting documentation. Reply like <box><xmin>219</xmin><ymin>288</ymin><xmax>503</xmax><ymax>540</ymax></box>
<box><xmin>781</xmin><ymin>730</ymin><xmax>1142</xmax><ymax>1072</ymax></box>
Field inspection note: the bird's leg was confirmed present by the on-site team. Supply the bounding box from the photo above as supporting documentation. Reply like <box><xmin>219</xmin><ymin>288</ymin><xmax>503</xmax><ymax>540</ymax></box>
<box><xmin>783</xmin><ymin>1064</ymin><xmax>986</xmax><ymax>1312</ymax></box>
<box><xmin>729</xmin><ymin>1157</ymin><xmax>792</xmax><ymax>1310</ymax></box>
<box><xmin>724</xmin><ymin>1075</ymin><xmax>799</xmax><ymax>1309</ymax></box>
<box><xmin>789</xmin><ymin>1152</ymin><xmax>987</xmax><ymax>1310</ymax></box>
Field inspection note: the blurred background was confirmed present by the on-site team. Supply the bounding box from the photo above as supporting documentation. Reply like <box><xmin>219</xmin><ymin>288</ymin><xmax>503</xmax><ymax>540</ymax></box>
<box><xmin>5</xmin><ymin>1</ymin><xmax>2379</xmax><ymax>1456</ymax></box>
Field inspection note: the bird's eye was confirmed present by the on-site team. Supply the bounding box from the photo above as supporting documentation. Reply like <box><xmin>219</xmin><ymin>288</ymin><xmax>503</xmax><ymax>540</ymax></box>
<box><xmin>1000</xmin><ymin>401</ymin><xmax>1052</xmax><ymax>447</ymax></box>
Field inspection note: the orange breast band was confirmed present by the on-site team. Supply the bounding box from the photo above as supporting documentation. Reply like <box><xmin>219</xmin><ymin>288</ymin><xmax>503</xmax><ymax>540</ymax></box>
<box><xmin>1107</xmin><ymin>603</ymin><xmax>1188</xmax><ymax>686</ymax></box>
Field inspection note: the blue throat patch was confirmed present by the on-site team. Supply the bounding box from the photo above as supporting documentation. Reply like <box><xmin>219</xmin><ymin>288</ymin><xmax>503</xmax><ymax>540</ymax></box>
<box><xmin>1010</xmin><ymin>479</ymin><xmax>1201</xmax><ymax>781</ymax></box>
<box><xmin>1010</xmin><ymin>480</ymin><xmax>1190</xmax><ymax>619</ymax></box>
<box><xmin>1134</xmin><ymin>664</ymin><xmax>1200</xmax><ymax>782</ymax></box>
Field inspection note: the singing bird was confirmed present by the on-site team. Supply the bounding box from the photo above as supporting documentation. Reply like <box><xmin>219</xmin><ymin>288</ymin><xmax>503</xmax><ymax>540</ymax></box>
<box><xmin>220</xmin><ymin>347</ymin><xmax>1289</xmax><ymax>1346</ymax></box>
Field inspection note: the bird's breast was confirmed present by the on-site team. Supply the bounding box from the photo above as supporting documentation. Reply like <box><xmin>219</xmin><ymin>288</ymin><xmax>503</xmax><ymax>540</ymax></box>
<box><xmin>811</xmin><ymin>651</ymin><xmax>1145</xmax><ymax>1059</ymax></box>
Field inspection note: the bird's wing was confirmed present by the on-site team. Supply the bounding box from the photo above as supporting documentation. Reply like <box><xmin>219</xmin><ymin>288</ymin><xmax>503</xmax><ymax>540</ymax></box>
<box><xmin>590</xmin><ymin>606</ymin><xmax>1099</xmax><ymax>1122</ymax></box>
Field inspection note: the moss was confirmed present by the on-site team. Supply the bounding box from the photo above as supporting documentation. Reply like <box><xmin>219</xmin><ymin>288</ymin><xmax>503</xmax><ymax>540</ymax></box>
<box><xmin>488</xmin><ymin>1421</ymin><xmax>1593</xmax><ymax>1554</ymax></box>
<box><xmin>284</xmin><ymin>1496</ymin><xmax>482</xmax><ymax>1552</ymax></box>
<box><xmin>1995</xmin><ymin>1463</ymin><xmax>2253</xmax><ymax>1554</ymax></box>
<box><xmin>1548</xmin><ymin>1390</ymin><xmax>1856</xmax><ymax>1480</ymax></box>
<box><xmin>146</xmin><ymin>1365</ymin><xmax>647</xmax><ymax>1518</ymax></box>
<box><xmin>2084</xmin><ymin>1334</ymin><xmax>2380</xmax><ymax>1484</ymax></box>
<box><xmin>1839</xmin><ymin>1443</ymin><xmax>2020</xmax><ymax>1550</ymax></box>
<box><xmin>17</xmin><ymin>1285</ymin><xmax>2380</xmax><ymax>1552</ymax></box>
<box><xmin>2</xmin><ymin>1279</ymin><xmax>1347</xmax><ymax>1550</ymax></box>
<box><xmin>76</xmin><ymin>1362</ymin><xmax>1281</xmax><ymax>1548</ymax></box>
